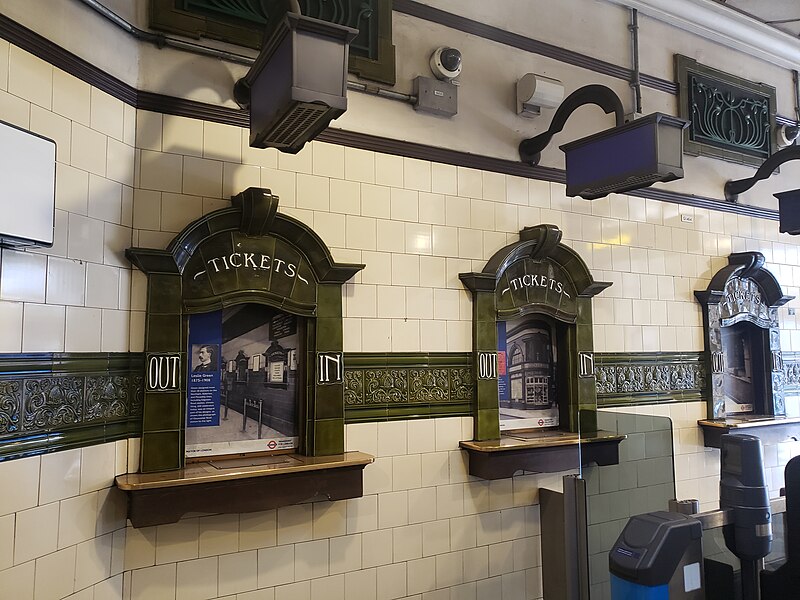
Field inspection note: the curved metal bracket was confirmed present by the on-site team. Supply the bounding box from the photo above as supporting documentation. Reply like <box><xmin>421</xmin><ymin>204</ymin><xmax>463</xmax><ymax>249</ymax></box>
<box><xmin>518</xmin><ymin>84</ymin><xmax>625</xmax><ymax>166</ymax></box>
<box><xmin>724</xmin><ymin>145</ymin><xmax>800</xmax><ymax>202</ymax></box>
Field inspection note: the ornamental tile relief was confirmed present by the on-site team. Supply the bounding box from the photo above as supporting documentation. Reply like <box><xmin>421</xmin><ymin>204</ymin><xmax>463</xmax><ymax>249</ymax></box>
<box><xmin>0</xmin><ymin>356</ymin><xmax>144</xmax><ymax>441</ymax></box>
<box><xmin>344</xmin><ymin>366</ymin><xmax>473</xmax><ymax>406</ymax></box>
<box><xmin>594</xmin><ymin>355</ymin><xmax>706</xmax><ymax>402</ymax></box>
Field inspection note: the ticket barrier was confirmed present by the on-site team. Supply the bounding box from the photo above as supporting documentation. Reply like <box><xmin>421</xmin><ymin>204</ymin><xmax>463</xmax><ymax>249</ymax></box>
<box><xmin>610</xmin><ymin>434</ymin><xmax>776</xmax><ymax>600</ymax></box>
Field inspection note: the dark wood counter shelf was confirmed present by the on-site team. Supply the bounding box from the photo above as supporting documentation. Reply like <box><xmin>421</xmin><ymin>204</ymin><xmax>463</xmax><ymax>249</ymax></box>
<box><xmin>116</xmin><ymin>451</ymin><xmax>374</xmax><ymax>527</ymax></box>
<box><xmin>459</xmin><ymin>430</ymin><xmax>625</xmax><ymax>480</ymax></box>
<box><xmin>699</xmin><ymin>417</ymin><xmax>800</xmax><ymax>448</ymax></box>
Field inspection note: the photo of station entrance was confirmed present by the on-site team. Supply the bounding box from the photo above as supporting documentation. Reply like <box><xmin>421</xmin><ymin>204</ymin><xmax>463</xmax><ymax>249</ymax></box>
<box><xmin>497</xmin><ymin>316</ymin><xmax>559</xmax><ymax>431</ymax></box>
<box><xmin>185</xmin><ymin>304</ymin><xmax>301</xmax><ymax>459</ymax></box>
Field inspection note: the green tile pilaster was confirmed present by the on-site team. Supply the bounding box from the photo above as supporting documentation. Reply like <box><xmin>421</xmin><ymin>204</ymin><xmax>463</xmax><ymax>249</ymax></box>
<box><xmin>141</xmin><ymin>273</ymin><xmax>185</xmax><ymax>473</ymax></box>
<box><xmin>473</xmin><ymin>290</ymin><xmax>499</xmax><ymax>441</ymax></box>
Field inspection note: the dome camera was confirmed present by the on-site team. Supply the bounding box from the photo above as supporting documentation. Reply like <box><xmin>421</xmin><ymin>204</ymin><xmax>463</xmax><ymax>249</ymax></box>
<box><xmin>430</xmin><ymin>47</ymin><xmax>462</xmax><ymax>81</ymax></box>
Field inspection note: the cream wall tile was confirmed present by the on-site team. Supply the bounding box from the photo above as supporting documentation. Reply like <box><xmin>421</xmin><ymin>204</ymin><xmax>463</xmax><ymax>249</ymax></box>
<box><xmin>406</xmin><ymin>287</ymin><xmax>434</xmax><ymax>320</ymax></box>
<box><xmin>0</xmin><ymin>249</ymin><xmax>46</xmax><ymax>302</ymax></box>
<box><xmin>294</xmin><ymin>538</ymin><xmax>329</xmax><ymax>580</ymax></box>
<box><xmin>183</xmin><ymin>156</ymin><xmax>223</xmax><ymax>197</ymax></box>
<box><xmin>0</xmin><ymin>513</ymin><xmax>12</xmax><ymax>571</ymax></box>
<box><xmin>218</xmin><ymin>550</ymin><xmax>257</xmax><ymax>596</ymax></box>
<box><xmin>345</xmin><ymin>147</ymin><xmax>374</xmax><ymax>183</ymax></box>
<box><xmin>68</xmin><ymin>213</ymin><xmax>105</xmax><ymax>263</ymax></box>
<box><xmin>163</xmin><ymin>115</ymin><xmax>203</xmax><ymax>157</ymax></box>
<box><xmin>175</xmin><ymin>556</ymin><xmax>218</xmax><ymax>600</ymax></box>
<box><xmin>431</xmin><ymin>163</ymin><xmax>457</xmax><ymax>195</ymax></box>
<box><xmin>135</xmin><ymin>111</ymin><xmax>162</xmax><ymax>151</ymax></box>
<box><xmin>223</xmin><ymin>162</ymin><xmax>261</xmax><ymax>197</ymax></box>
<box><xmin>296</xmin><ymin>174</ymin><xmax>329</xmax><ymax>211</ymax></box>
<box><xmin>257</xmin><ymin>545</ymin><xmax>295</xmax><ymax>587</ymax></box>
<box><xmin>160</xmin><ymin>193</ymin><xmax>203</xmax><ymax>233</ymax></box>
<box><xmin>312</xmin><ymin>501</ymin><xmax>346</xmax><ymax>540</ymax></box>
<box><xmin>330</xmin><ymin>179</ymin><xmax>361</xmax><ymax>214</ymax></box>
<box><xmin>278</xmin><ymin>145</ymin><xmax>312</xmax><ymax>174</ymax></box>
<box><xmin>458</xmin><ymin>229</ymin><xmax>483</xmax><ymax>260</ymax></box>
<box><xmin>86</xmin><ymin>263</ymin><xmax>120</xmax><ymax>309</ymax></box>
<box><xmin>30</xmin><ymin>104</ymin><xmax>71</xmax><ymax>163</ymax></box>
<box><xmin>16</xmin><ymin>501</ymin><xmax>58</xmax><ymax>563</ymax></box>
<box><xmin>263</xmin><ymin>168</ymin><xmax>296</xmax><ymax>206</ymax></box>
<box><xmin>155</xmin><ymin>519</ymin><xmax>199</xmax><ymax>565</ymax></box>
<box><xmin>392</xmin><ymin>254</ymin><xmax>420</xmax><ymax>286</ymax></box>
<box><xmin>123</xmin><ymin>103</ymin><xmax>136</xmax><ymax>147</ymax></box>
<box><xmin>9</xmin><ymin>46</ymin><xmax>51</xmax><ymax>109</ymax></box>
<box><xmin>0</xmin><ymin>300</ymin><xmax>23</xmax><ymax>352</ymax></box>
<box><xmin>56</xmin><ymin>163</ymin><xmax>89</xmax><ymax>214</ymax></box>
<box><xmin>347</xmin><ymin>284</ymin><xmax>377</xmax><ymax>318</ymax></box>
<box><xmin>22</xmin><ymin>303</ymin><xmax>65</xmax><ymax>351</ymax></box>
<box><xmin>360</xmin><ymin>318</ymin><xmax>391</xmax><ymax>351</ymax></box>
<box><xmin>0</xmin><ymin>455</ymin><xmax>39</xmax><ymax>516</ymax></box>
<box><xmin>87</xmin><ymin>174</ymin><xmax>122</xmax><ymax>224</ymax></box>
<box><xmin>312</xmin><ymin>142</ymin><xmax>344</xmax><ymax>179</ymax></box>
<box><xmin>198</xmin><ymin>514</ymin><xmax>239</xmax><ymax>558</ymax></box>
<box><xmin>203</xmin><ymin>121</ymin><xmax>241</xmax><ymax>163</ymax></box>
<box><xmin>72</xmin><ymin>122</ymin><xmax>108</xmax><ymax>177</ymax></box>
<box><xmin>129</xmin><ymin>311</ymin><xmax>145</xmax><ymax>352</ymax></box>
<box><xmin>0</xmin><ymin>561</ymin><xmax>34</xmax><ymax>599</ymax></box>
<box><xmin>405</xmin><ymin>223</ymin><xmax>432</xmax><ymax>255</ymax></box>
<box><xmin>392</xmin><ymin>318</ymin><xmax>420</xmax><ymax>351</ymax></box>
<box><xmin>132</xmin><ymin>189</ymin><xmax>161</xmax><ymax>230</ymax></box>
<box><xmin>239</xmin><ymin>510</ymin><xmax>277</xmax><ymax>551</ymax></box>
<box><xmin>277</xmin><ymin>504</ymin><xmax>313</xmax><ymax>545</ymax></box>
<box><xmin>40</xmin><ymin>448</ymin><xmax>81</xmax><ymax>505</ymax></box>
<box><xmin>457</xmin><ymin>167</ymin><xmax>482</xmax><ymax>198</ymax></box>
<box><xmin>376</xmin><ymin>219</ymin><xmax>405</xmax><ymax>252</ymax></box>
<box><xmin>391</xmin><ymin>188</ymin><xmax>419</xmax><ymax>222</ymax></box>
<box><xmin>375</xmin><ymin>154</ymin><xmax>403</xmax><ymax>188</ymax></box>
<box><xmin>418</xmin><ymin>256</ymin><xmax>446</xmax><ymax>288</ymax></box>
<box><xmin>242</xmin><ymin>132</ymin><xmax>278</xmax><ymax>168</ymax></box>
<box><xmin>345</xmin><ymin>215</ymin><xmax>376</xmax><ymax>251</ymax></box>
<box><xmin>417</xmin><ymin>192</ymin><xmax>446</xmax><ymax>226</ymax></box>
<box><xmin>446</xmin><ymin>320</ymin><xmax>471</xmax><ymax>351</ymax></box>
<box><xmin>445</xmin><ymin>196</ymin><xmax>470</xmax><ymax>228</ymax></box>
<box><xmin>376</xmin><ymin>285</ymin><xmax>405</xmax><ymax>318</ymax></box>
<box><xmin>124</xmin><ymin>525</ymin><xmax>157</xmax><ymax>571</ymax></box>
<box><xmin>139</xmin><ymin>149</ymin><xmax>182</xmax><ymax>192</ymax></box>
<box><xmin>34</xmin><ymin>545</ymin><xmax>76</xmax><ymax>600</ymax></box>
<box><xmin>101</xmin><ymin>309</ymin><xmax>130</xmax><ymax>352</ymax></box>
<box><xmin>0</xmin><ymin>89</ymin><xmax>30</xmax><ymax>128</ymax></box>
<box><xmin>431</xmin><ymin>226</ymin><xmax>459</xmax><ymax>258</ymax></box>
<box><xmin>90</xmin><ymin>88</ymin><xmax>124</xmax><ymax>141</ymax></box>
<box><xmin>75</xmin><ymin>534</ymin><xmax>113</xmax><ymax>591</ymax></box>
<box><xmin>361</xmin><ymin>184</ymin><xmax>391</xmax><ymax>218</ymax></box>
<box><xmin>53</xmin><ymin>68</ymin><xmax>90</xmax><ymax>125</ymax></box>
<box><xmin>131</xmin><ymin>563</ymin><xmax>177</xmax><ymax>600</ymax></box>
<box><xmin>96</xmin><ymin>487</ymin><xmax>126</xmax><ymax>536</ymax></box>
<box><xmin>314</xmin><ymin>211</ymin><xmax>346</xmax><ymax>248</ymax></box>
<box><xmin>80</xmin><ymin>442</ymin><xmax>116</xmax><ymax>494</ymax></box>
<box><xmin>103</xmin><ymin>223</ymin><xmax>133</xmax><ymax>270</ymax></box>
<box><xmin>403</xmin><ymin>158</ymin><xmax>431</xmax><ymax>192</ymax></box>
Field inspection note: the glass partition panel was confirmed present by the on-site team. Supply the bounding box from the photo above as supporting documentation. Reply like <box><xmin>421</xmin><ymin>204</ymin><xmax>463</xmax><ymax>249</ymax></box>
<box><xmin>580</xmin><ymin>408</ymin><xmax>676</xmax><ymax>600</ymax></box>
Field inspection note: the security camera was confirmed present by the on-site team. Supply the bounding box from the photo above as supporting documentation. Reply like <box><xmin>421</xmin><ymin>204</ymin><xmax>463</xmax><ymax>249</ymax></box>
<box><xmin>430</xmin><ymin>47</ymin><xmax>461</xmax><ymax>81</ymax></box>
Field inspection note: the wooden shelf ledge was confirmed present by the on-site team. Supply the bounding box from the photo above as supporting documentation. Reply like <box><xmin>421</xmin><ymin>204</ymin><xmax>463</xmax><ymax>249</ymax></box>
<box><xmin>116</xmin><ymin>451</ymin><xmax>373</xmax><ymax>527</ymax></box>
<box><xmin>698</xmin><ymin>417</ymin><xmax>800</xmax><ymax>448</ymax></box>
<box><xmin>459</xmin><ymin>430</ymin><xmax>625</xmax><ymax>480</ymax></box>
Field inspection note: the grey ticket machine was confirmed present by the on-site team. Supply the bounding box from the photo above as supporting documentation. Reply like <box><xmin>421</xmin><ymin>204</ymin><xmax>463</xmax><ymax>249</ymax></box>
<box><xmin>610</xmin><ymin>511</ymin><xmax>704</xmax><ymax>600</ymax></box>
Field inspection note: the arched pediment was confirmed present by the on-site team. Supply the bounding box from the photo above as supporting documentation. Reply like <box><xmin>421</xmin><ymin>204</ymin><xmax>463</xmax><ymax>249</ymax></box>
<box><xmin>127</xmin><ymin>187</ymin><xmax>364</xmax><ymax>315</ymax></box>
<box><xmin>460</xmin><ymin>224</ymin><xmax>611</xmax><ymax>322</ymax></box>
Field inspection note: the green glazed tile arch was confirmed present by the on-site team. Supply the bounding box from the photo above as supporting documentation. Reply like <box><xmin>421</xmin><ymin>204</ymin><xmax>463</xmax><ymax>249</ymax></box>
<box><xmin>128</xmin><ymin>187</ymin><xmax>364</xmax><ymax>472</ymax></box>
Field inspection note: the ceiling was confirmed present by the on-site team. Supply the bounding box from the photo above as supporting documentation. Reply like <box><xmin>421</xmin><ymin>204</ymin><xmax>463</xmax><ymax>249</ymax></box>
<box><xmin>717</xmin><ymin>0</ymin><xmax>800</xmax><ymax>37</ymax></box>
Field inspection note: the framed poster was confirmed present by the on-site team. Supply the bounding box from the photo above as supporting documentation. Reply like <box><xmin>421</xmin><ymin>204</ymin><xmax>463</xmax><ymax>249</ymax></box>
<box><xmin>185</xmin><ymin>304</ymin><xmax>301</xmax><ymax>459</ymax></box>
<box><xmin>497</xmin><ymin>317</ymin><xmax>559</xmax><ymax>431</ymax></box>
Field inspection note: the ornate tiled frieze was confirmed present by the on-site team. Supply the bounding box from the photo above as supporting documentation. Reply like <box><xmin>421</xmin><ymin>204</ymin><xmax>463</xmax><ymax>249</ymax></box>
<box><xmin>0</xmin><ymin>354</ymin><xmax>144</xmax><ymax>460</ymax></box>
<box><xmin>343</xmin><ymin>354</ymin><xmax>472</xmax><ymax>420</ymax></box>
<box><xmin>594</xmin><ymin>353</ymin><xmax>706</xmax><ymax>406</ymax></box>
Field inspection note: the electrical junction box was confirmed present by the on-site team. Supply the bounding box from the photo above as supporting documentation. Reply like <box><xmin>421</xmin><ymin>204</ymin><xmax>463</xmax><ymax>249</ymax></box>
<box><xmin>413</xmin><ymin>76</ymin><xmax>457</xmax><ymax>117</ymax></box>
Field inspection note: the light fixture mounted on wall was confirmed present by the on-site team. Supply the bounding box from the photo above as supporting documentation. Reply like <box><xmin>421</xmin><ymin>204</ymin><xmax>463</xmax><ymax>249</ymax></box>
<box><xmin>518</xmin><ymin>84</ymin><xmax>689</xmax><ymax>200</ymax></box>
<box><xmin>233</xmin><ymin>0</ymin><xmax>357</xmax><ymax>154</ymax></box>
<box><xmin>516</xmin><ymin>73</ymin><xmax>564</xmax><ymax>118</ymax></box>
<box><xmin>724</xmin><ymin>144</ymin><xmax>800</xmax><ymax>234</ymax></box>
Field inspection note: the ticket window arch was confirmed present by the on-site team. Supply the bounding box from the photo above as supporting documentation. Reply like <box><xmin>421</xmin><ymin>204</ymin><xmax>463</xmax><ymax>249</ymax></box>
<box><xmin>128</xmin><ymin>187</ymin><xmax>363</xmax><ymax>473</ymax></box>
<box><xmin>460</xmin><ymin>224</ymin><xmax>611</xmax><ymax>441</ymax></box>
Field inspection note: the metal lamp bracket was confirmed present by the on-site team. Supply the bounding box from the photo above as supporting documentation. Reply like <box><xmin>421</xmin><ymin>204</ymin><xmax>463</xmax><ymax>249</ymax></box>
<box><xmin>724</xmin><ymin>145</ymin><xmax>800</xmax><ymax>202</ymax></box>
<box><xmin>518</xmin><ymin>84</ymin><xmax>625</xmax><ymax>166</ymax></box>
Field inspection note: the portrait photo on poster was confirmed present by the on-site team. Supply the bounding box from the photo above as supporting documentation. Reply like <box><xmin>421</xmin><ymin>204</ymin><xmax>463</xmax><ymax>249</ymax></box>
<box><xmin>192</xmin><ymin>343</ymin><xmax>219</xmax><ymax>372</ymax></box>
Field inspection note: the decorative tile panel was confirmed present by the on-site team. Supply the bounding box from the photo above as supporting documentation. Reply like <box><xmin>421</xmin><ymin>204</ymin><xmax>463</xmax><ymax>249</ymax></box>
<box><xmin>0</xmin><ymin>353</ymin><xmax>144</xmax><ymax>461</ymax></box>
<box><xmin>343</xmin><ymin>353</ymin><xmax>472</xmax><ymax>420</ymax></box>
<box><xmin>595</xmin><ymin>353</ymin><xmax>706</xmax><ymax>407</ymax></box>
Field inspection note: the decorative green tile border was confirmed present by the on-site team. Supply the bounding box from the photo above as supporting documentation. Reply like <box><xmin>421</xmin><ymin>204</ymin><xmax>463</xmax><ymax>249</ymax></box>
<box><xmin>0</xmin><ymin>353</ymin><xmax>144</xmax><ymax>461</ymax></box>
<box><xmin>783</xmin><ymin>351</ymin><xmax>800</xmax><ymax>394</ymax></box>
<box><xmin>595</xmin><ymin>352</ymin><xmax>707</xmax><ymax>407</ymax></box>
<box><xmin>343</xmin><ymin>353</ymin><xmax>473</xmax><ymax>422</ymax></box>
